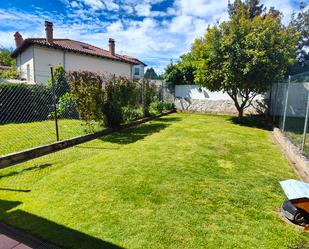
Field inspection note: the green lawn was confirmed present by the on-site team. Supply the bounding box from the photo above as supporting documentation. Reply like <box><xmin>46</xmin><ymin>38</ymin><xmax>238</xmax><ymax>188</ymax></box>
<box><xmin>0</xmin><ymin>119</ymin><xmax>102</xmax><ymax>156</ymax></box>
<box><xmin>0</xmin><ymin>113</ymin><xmax>308</xmax><ymax>248</ymax></box>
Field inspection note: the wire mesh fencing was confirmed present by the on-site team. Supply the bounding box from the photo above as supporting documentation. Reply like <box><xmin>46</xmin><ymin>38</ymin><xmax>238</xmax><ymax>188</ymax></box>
<box><xmin>271</xmin><ymin>71</ymin><xmax>309</xmax><ymax>156</ymax></box>
<box><xmin>0</xmin><ymin>70</ymin><xmax>174</xmax><ymax>158</ymax></box>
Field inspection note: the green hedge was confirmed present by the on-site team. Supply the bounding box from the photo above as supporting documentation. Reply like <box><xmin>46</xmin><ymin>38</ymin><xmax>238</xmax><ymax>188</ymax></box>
<box><xmin>0</xmin><ymin>83</ymin><xmax>53</xmax><ymax>124</ymax></box>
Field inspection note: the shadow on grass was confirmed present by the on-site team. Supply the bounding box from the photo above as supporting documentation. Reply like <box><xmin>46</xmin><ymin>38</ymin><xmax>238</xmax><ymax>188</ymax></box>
<box><xmin>0</xmin><ymin>199</ymin><xmax>123</xmax><ymax>249</ymax></box>
<box><xmin>100</xmin><ymin>122</ymin><xmax>170</xmax><ymax>144</ymax></box>
<box><xmin>0</xmin><ymin>163</ymin><xmax>53</xmax><ymax>180</ymax></box>
<box><xmin>155</xmin><ymin>116</ymin><xmax>182</xmax><ymax>123</ymax></box>
<box><xmin>229</xmin><ymin>115</ymin><xmax>272</xmax><ymax>131</ymax></box>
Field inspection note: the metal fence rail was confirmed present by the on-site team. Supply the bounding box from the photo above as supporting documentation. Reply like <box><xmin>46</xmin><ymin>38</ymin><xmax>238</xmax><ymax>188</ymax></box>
<box><xmin>271</xmin><ymin>71</ymin><xmax>309</xmax><ymax>156</ymax></box>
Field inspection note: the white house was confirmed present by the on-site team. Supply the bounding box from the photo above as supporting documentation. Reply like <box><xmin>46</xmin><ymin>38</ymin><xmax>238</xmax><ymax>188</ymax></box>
<box><xmin>11</xmin><ymin>21</ymin><xmax>146</xmax><ymax>84</ymax></box>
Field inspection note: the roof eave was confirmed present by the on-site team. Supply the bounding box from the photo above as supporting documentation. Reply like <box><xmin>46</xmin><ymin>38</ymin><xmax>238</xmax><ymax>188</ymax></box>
<box><xmin>10</xmin><ymin>40</ymin><xmax>143</xmax><ymax>66</ymax></box>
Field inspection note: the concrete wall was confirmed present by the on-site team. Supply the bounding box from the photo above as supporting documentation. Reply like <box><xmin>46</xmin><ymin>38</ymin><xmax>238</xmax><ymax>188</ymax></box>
<box><xmin>25</xmin><ymin>46</ymin><xmax>142</xmax><ymax>84</ymax></box>
<box><xmin>175</xmin><ymin>85</ymin><xmax>263</xmax><ymax>115</ymax></box>
<box><xmin>16</xmin><ymin>47</ymin><xmax>34</xmax><ymax>83</ymax></box>
<box><xmin>175</xmin><ymin>85</ymin><xmax>231</xmax><ymax>100</ymax></box>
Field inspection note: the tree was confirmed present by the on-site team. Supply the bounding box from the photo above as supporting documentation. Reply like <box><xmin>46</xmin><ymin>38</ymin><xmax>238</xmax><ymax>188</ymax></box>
<box><xmin>47</xmin><ymin>64</ymin><xmax>70</xmax><ymax>95</ymax></box>
<box><xmin>144</xmin><ymin>67</ymin><xmax>158</xmax><ymax>79</ymax></box>
<box><xmin>0</xmin><ymin>47</ymin><xmax>15</xmax><ymax>67</ymax></box>
<box><xmin>289</xmin><ymin>2</ymin><xmax>309</xmax><ymax>74</ymax></box>
<box><xmin>192</xmin><ymin>3</ymin><xmax>298</xmax><ymax>117</ymax></box>
<box><xmin>163</xmin><ymin>56</ymin><xmax>196</xmax><ymax>86</ymax></box>
<box><xmin>228</xmin><ymin>0</ymin><xmax>265</xmax><ymax>19</ymax></box>
<box><xmin>0</xmin><ymin>47</ymin><xmax>19</xmax><ymax>80</ymax></box>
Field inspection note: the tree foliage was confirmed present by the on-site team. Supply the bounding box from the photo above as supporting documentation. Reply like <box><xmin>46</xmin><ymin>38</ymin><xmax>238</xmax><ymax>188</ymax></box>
<box><xmin>48</xmin><ymin>64</ymin><xmax>70</xmax><ymax>94</ymax></box>
<box><xmin>192</xmin><ymin>3</ymin><xmax>298</xmax><ymax>117</ymax></box>
<box><xmin>0</xmin><ymin>47</ymin><xmax>15</xmax><ymax>67</ymax></box>
<box><xmin>144</xmin><ymin>67</ymin><xmax>162</xmax><ymax>80</ymax></box>
<box><xmin>67</xmin><ymin>72</ymin><xmax>159</xmax><ymax>128</ymax></box>
<box><xmin>163</xmin><ymin>55</ymin><xmax>196</xmax><ymax>85</ymax></box>
<box><xmin>0</xmin><ymin>47</ymin><xmax>19</xmax><ymax>80</ymax></box>
<box><xmin>289</xmin><ymin>2</ymin><xmax>309</xmax><ymax>74</ymax></box>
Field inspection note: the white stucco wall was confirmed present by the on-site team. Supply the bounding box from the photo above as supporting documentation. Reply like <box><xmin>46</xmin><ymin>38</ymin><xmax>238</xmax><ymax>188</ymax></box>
<box><xmin>23</xmin><ymin>46</ymin><xmax>142</xmax><ymax>84</ymax></box>
<box><xmin>132</xmin><ymin>64</ymin><xmax>144</xmax><ymax>79</ymax></box>
<box><xmin>34</xmin><ymin>46</ymin><xmax>63</xmax><ymax>84</ymax></box>
<box><xmin>65</xmin><ymin>52</ymin><xmax>132</xmax><ymax>78</ymax></box>
<box><xmin>175</xmin><ymin>85</ymin><xmax>264</xmax><ymax>101</ymax></box>
<box><xmin>16</xmin><ymin>47</ymin><xmax>34</xmax><ymax>83</ymax></box>
<box><xmin>175</xmin><ymin>85</ymin><xmax>231</xmax><ymax>100</ymax></box>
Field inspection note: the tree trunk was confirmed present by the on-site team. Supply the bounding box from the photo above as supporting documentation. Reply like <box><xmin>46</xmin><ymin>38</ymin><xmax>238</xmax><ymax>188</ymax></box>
<box><xmin>238</xmin><ymin>108</ymin><xmax>244</xmax><ymax>117</ymax></box>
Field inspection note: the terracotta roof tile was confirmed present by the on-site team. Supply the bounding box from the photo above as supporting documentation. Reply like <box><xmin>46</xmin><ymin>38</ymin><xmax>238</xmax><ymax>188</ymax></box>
<box><xmin>11</xmin><ymin>38</ymin><xmax>147</xmax><ymax>66</ymax></box>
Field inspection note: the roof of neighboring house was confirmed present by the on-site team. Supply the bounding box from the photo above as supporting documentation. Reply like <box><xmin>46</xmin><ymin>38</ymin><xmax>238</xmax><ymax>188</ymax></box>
<box><xmin>11</xmin><ymin>38</ymin><xmax>147</xmax><ymax>66</ymax></box>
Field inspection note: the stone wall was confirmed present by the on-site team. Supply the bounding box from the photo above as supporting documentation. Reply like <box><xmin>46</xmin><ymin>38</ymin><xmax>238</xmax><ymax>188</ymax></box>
<box><xmin>174</xmin><ymin>98</ymin><xmax>261</xmax><ymax>116</ymax></box>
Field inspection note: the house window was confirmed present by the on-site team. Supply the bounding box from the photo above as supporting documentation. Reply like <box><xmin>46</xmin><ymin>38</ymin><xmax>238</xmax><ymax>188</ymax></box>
<box><xmin>26</xmin><ymin>64</ymin><xmax>30</xmax><ymax>81</ymax></box>
<box><xmin>134</xmin><ymin>67</ymin><xmax>140</xmax><ymax>76</ymax></box>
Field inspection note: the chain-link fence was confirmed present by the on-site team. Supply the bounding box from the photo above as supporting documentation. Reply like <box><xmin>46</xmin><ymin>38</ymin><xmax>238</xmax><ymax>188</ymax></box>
<box><xmin>0</xmin><ymin>70</ymin><xmax>174</xmax><ymax>158</ymax></box>
<box><xmin>271</xmin><ymin>71</ymin><xmax>309</xmax><ymax>156</ymax></box>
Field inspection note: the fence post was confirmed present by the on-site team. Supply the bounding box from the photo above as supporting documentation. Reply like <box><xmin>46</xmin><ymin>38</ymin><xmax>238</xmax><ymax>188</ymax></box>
<box><xmin>282</xmin><ymin>75</ymin><xmax>291</xmax><ymax>132</ymax></box>
<box><xmin>50</xmin><ymin>66</ymin><xmax>60</xmax><ymax>141</ymax></box>
<box><xmin>301</xmin><ymin>91</ymin><xmax>309</xmax><ymax>153</ymax></box>
<box><xmin>272</xmin><ymin>82</ymin><xmax>279</xmax><ymax>123</ymax></box>
<box><xmin>141</xmin><ymin>79</ymin><xmax>145</xmax><ymax>117</ymax></box>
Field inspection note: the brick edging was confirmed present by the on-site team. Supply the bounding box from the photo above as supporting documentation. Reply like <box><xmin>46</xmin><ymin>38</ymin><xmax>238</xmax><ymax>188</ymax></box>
<box><xmin>0</xmin><ymin>110</ymin><xmax>175</xmax><ymax>169</ymax></box>
<box><xmin>272</xmin><ymin>127</ymin><xmax>309</xmax><ymax>182</ymax></box>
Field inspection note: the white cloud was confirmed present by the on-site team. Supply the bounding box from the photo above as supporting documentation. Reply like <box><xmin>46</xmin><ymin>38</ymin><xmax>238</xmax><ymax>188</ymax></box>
<box><xmin>135</xmin><ymin>4</ymin><xmax>152</xmax><ymax>16</ymax></box>
<box><xmin>70</xmin><ymin>1</ymin><xmax>80</xmax><ymax>8</ymax></box>
<box><xmin>103</xmin><ymin>0</ymin><xmax>119</xmax><ymax>11</ymax></box>
<box><xmin>0</xmin><ymin>0</ymin><xmax>300</xmax><ymax>72</ymax></box>
<box><xmin>172</xmin><ymin>0</ymin><xmax>228</xmax><ymax>18</ymax></box>
<box><xmin>82</xmin><ymin>0</ymin><xmax>104</xmax><ymax>10</ymax></box>
<box><xmin>261</xmin><ymin>0</ymin><xmax>296</xmax><ymax>24</ymax></box>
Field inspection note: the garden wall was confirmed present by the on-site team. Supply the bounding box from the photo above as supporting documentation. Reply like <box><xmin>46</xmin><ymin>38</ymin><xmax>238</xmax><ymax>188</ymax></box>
<box><xmin>174</xmin><ymin>85</ymin><xmax>263</xmax><ymax>115</ymax></box>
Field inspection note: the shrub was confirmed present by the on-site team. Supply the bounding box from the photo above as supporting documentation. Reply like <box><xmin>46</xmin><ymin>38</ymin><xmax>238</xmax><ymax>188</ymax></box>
<box><xmin>67</xmin><ymin>72</ymin><xmax>144</xmax><ymax>128</ymax></box>
<box><xmin>122</xmin><ymin>107</ymin><xmax>143</xmax><ymax>122</ymax></box>
<box><xmin>149</xmin><ymin>100</ymin><xmax>174</xmax><ymax>116</ymax></box>
<box><xmin>0</xmin><ymin>67</ymin><xmax>20</xmax><ymax>79</ymax></box>
<box><xmin>68</xmin><ymin>71</ymin><xmax>105</xmax><ymax>126</ymax></box>
<box><xmin>162</xmin><ymin>101</ymin><xmax>174</xmax><ymax>111</ymax></box>
<box><xmin>142</xmin><ymin>79</ymin><xmax>158</xmax><ymax>117</ymax></box>
<box><xmin>58</xmin><ymin>92</ymin><xmax>79</xmax><ymax>119</ymax></box>
<box><xmin>47</xmin><ymin>64</ymin><xmax>70</xmax><ymax>95</ymax></box>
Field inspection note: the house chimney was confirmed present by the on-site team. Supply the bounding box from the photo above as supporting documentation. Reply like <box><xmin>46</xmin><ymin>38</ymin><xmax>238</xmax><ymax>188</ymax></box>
<box><xmin>109</xmin><ymin>38</ymin><xmax>115</xmax><ymax>55</ymax></box>
<box><xmin>14</xmin><ymin>32</ymin><xmax>23</xmax><ymax>48</ymax></box>
<box><xmin>45</xmin><ymin>21</ymin><xmax>53</xmax><ymax>43</ymax></box>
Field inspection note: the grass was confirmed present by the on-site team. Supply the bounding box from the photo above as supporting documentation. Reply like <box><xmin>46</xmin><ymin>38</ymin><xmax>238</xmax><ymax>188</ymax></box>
<box><xmin>0</xmin><ymin>113</ymin><xmax>308</xmax><ymax>248</ymax></box>
<box><xmin>0</xmin><ymin>119</ymin><xmax>102</xmax><ymax>156</ymax></box>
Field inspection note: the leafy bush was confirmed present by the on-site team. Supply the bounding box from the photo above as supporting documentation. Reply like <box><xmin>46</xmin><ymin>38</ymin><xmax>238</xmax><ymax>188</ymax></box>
<box><xmin>58</xmin><ymin>92</ymin><xmax>78</xmax><ymax>119</ymax></box>
<box><xmin>47</xmin><ymin>64</ymin><xmax>70</xmax><ymax>95</ymax></box>
<box><xmin>149</xmin><ymin>100</ymin><xmax>174</xmax><ymax>116</ymax></box>
<box><xmin>142</xmin><ymin>79</ymin><xmax>158</xmax><ymax>117</ymax></box>
<box><xmin>67</xmin><ymin>71</ymin><xmax>105</xmax><ymax>126</ymax></box>
<box><xmin>122</xmin><ymin>107</ymin><xmax>143</xmax><ymax>122</ymax></box>
<box><xmin>67</xmin><ymin>72</ymin><xmax>145</xmax><ymax>128</ymax></box>
<box><xmin>0</xmin><ymin>67</ymin><xmax>20</xmax><ymax>79</ymax></box>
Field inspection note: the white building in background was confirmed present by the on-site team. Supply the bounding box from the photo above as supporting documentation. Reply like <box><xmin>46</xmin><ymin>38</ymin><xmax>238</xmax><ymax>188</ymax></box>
<box><xmin>11</xmin><ymin>21</ymin><xmax>146</xmax><ymax>84</ymax></box>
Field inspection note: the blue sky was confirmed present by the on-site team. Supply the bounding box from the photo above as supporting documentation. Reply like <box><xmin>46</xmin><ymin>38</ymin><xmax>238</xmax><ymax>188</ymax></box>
<box><xmin>0</xmin><ymin>0</ymin><xmax>304</xmax><ymax>72</ymax></box>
